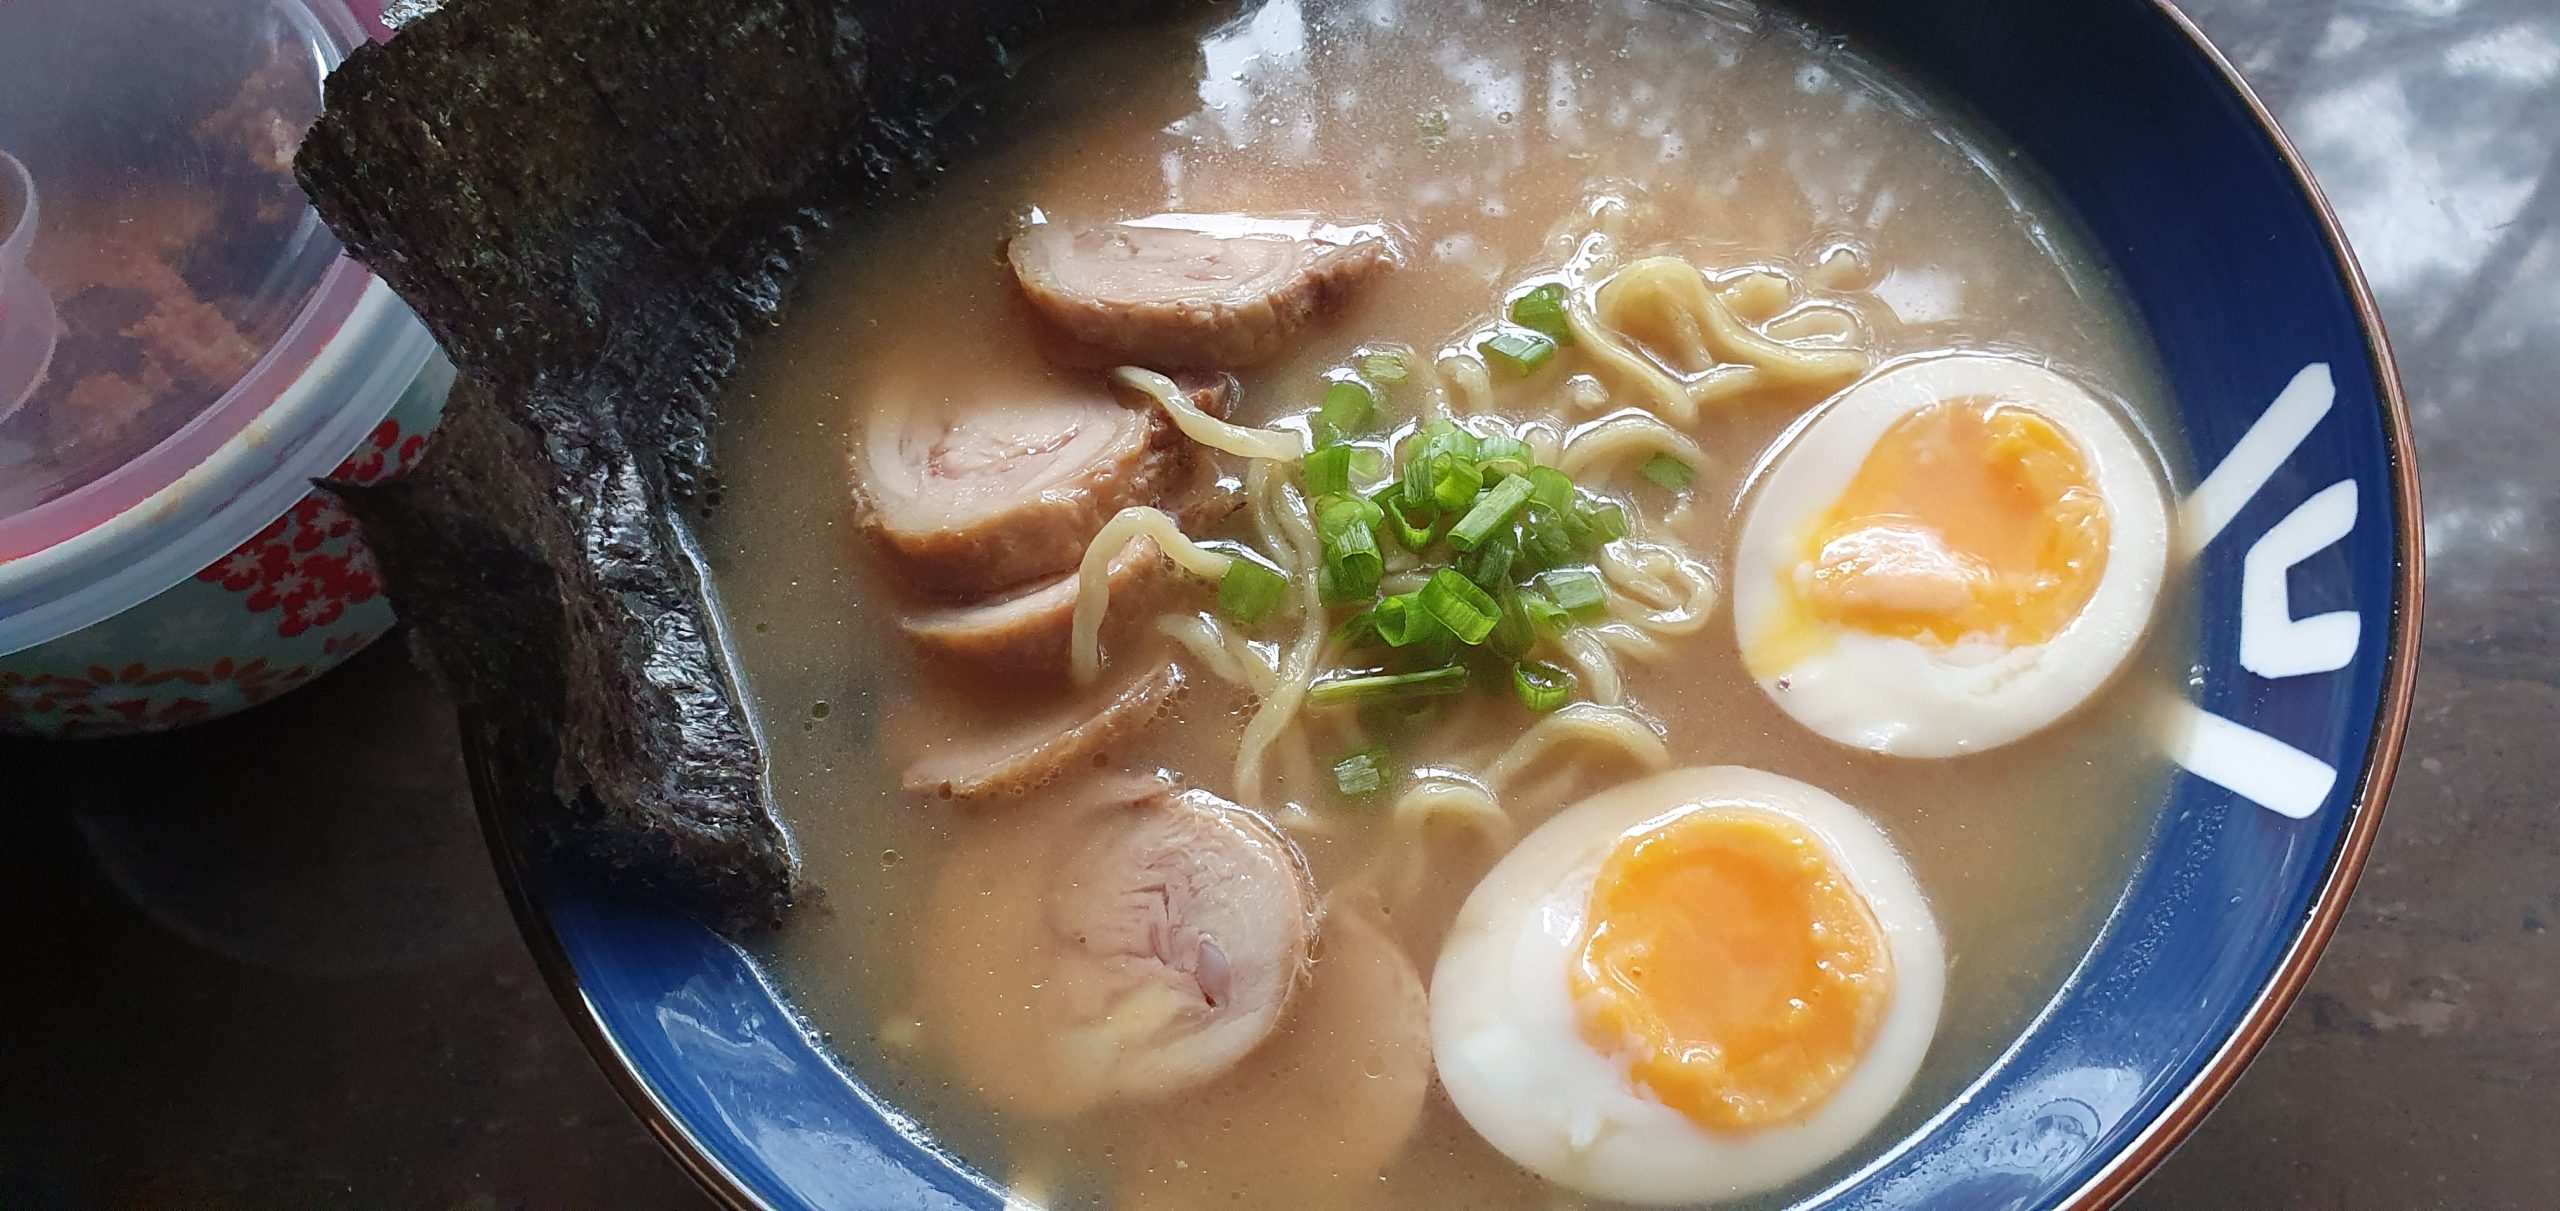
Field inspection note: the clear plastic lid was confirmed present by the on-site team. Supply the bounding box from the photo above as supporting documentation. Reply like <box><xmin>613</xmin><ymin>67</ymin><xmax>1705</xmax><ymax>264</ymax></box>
<box><xmin>0</xmin><ymin>0</ymin><xmax>366</xmax><ymax>532</ymax></box>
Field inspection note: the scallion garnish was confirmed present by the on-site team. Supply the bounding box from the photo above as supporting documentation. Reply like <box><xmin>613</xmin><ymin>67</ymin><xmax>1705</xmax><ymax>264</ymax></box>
<box><xmin>1359</xmin><ymin>349</ymin><xmax>1409</xmax><ymax>383</ymax></box>
<box><xmin>1334</xmin><ymin>609</ymin><xmax>1382</xmax><ymax>648</ymax></box>
<box><xmin>1333</xmin><ymin>745</ymin><xmax>1390</xmax><ymax>798</ymax></box>
<box><xmin>1537</xmin><ymin>568</ymin><xmax>1608</xmax><ymax>618</ymax></box>
<box><xmin>1486</xmin><ymin>589</ymin><xmax>1535</xmax><ymax>660</ymax></box>
<box><xmin>1322</xmin><ymin>379</ymin><xmax>1378</xmax><ymax>436</ymax></box>
<box><xmin>1508</xmin><ymin>283</ymin><xmax>1575</xmax><ymax>346</ymax></box>
<box><xmin>1512</xmin><ymin>659</ymin><xmax>1577</xmax><ymax>712</ymax></box>
<box><xmin>1457</xmin><ymin>534</ymin><xmax>1516</xmax><ymax>592</ymax></box>
<box><xmin>1576</xmin><ymin>499</ymin><xmax>1630</xmax><ymax>545</ymax></box>
<box><xmin>1519</xmin><ymin>504</ymin><xmax>1582</xmax><ymax>570</ymax></box>
<box><xmin>1309</xmin><ymin>665</ymin><xmax>1470</xmax><ymax>708</ymax></box>
<box><xmin>1418</xmin><ymin>568</ymin><xmax>1501</xmax><ymax>644</ymax></box>
<box><xmin>1526</xmin><ymin>466</ymin><xmax>1574</xmax><ymax>512</ymax></box>
<box><xmin>1480</xmin><ymin>329</ymin><xmax>1559</xmax><ymax>378</ymax></box>
<box><xmin>1217</xmin><ymin>555</ymin><xmax>1288</xmax><ymax>623</ymax></box>
<box><xmin>1371</xmin><ymin>484</ymin><xmax>1440</xmax><ymax>550</ymax></box>
<box><xmin>1370</xmin><ymin>592</ymin><xmax>1446</xmax><ymax>648</ymax></box>
<box><xmin>1518</xmin><ymin>587</ymin><xmax>1570</xmax><ymax>635</ymax></box>
<box><xmin>1317</xmin><ymin>495</ymin><xmax>1385</xmax><ymax>604</ymax></box>
<box><xmin>1476</xmin><ymin>434</ymin><xmax>1535</xmax><ymax>479</ymax></box>
<box><xmin>1409</xmin><ymin>448</ymin><xmax>1483</xmax><ymax>514</ymax></box>
<box><xmin>1449</xmin><ymin>473</ymin><xmax>1535</xmax><ymax>552</ymax></box>
<box><xmin>1303</xmin><ymin>443</ymin><xmax>1354</xmax><ymax>497</ymax></box>
<box><xmin>1639</xmin><ymin>452</ymin><xmax>1697</xmax><ymax>491</ymax></box>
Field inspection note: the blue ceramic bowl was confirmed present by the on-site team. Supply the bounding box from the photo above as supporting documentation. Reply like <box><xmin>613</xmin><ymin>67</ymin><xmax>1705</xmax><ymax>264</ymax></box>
<box><xmin>476</xmin><ymin>0</ymin><xmax>2420</xmax><ymax>1206</ymax></box>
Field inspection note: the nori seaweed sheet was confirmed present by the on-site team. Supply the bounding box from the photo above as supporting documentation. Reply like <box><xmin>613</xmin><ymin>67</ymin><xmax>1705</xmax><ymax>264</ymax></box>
<box><xmin>294</xmin><ymin>0</ymin><xmax>1189</xmax><ymax>928</ymax></box>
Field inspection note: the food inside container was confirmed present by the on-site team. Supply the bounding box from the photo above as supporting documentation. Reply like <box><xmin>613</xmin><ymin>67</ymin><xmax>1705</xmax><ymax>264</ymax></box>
<box><xmin>0</xmin><ymin>0</ymin><xmax>447</xmax><ymax>736</ymax></box>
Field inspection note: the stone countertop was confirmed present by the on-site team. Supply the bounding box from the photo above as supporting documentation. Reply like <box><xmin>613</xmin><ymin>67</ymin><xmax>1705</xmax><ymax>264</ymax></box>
<box><xmin>4</xmin><ymin>0</ymin><xmax>2554</xmax><ymax>1205</ymax></box>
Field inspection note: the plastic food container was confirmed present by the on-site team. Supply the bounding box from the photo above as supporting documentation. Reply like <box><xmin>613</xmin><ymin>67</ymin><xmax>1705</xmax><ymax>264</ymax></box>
<box><xmin>0</xmin><ymin>0</ymin><xmax>450</xmax><ymax>737</ymax></box>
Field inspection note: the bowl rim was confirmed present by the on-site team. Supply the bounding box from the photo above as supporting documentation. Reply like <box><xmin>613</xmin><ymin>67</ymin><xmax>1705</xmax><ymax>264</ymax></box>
<box><xmin>2050</xmin><ymin>1</ymin><xmax>2420</xmax><ymax>1204</ymax></box>
<box><xmin>467</xmin><ymin>0</ymin><xmax>2424</xmax><ymax>1205</ymax></box>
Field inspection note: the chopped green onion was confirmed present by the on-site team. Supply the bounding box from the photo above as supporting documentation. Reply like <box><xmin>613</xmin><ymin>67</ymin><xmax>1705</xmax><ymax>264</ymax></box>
<box><xmin>1407</xmin><ymin>421</ymin><xmax>1481</xmax><ymax>465</ymax></box>
<box><xmin>1322</xmin><ymin>379</ymin><xmax>1377</xmax><ymax>436</ymax></box>
<box><xmin>1576</xmin><ymin>499</ymin><xmax>1630</xmax><ymax>545</ymax></box>
<box><xmin>1402</xmin><ymin>625</ymin><xmax>1461</xmax><ymax>673</ymax></box>
<box><xmin>1537</xmin><ymin>568</ymin><xmax>1608</xmax><ymax>618</ymax></box>
<box><xmin>1371</xmin><ymin>485</ymin><xmax>1439</xmax><ymax>550</ymax></box>
<box><xmin>1457</xmin><ymin>534</ymin><xmax>1516</xmax><ymax>592</ymax></box>
<box><xmin>1317</xmin><ymin>495</ymin><xmax>1384</xmax><ymax>604</ymax></box>
<box><xmin>1449</xmin><ymin>473</ymin><xmax>1535</xmax><ymax>552</ymax></box>
<box><xmin>1519</xmin><ymin>505</ymin><xmax>1582</xmax><ymax>570</ymax></box>
<box><xmin>1419</xmin><ymin>568</ymin><xmax>1500</xmax><ymax>644</ymax></box>
<box><xmin>1407</xmin><ymin>448</ymin><xmax>1483</xmax><ymax>515</ymax></box>
<box><xmin>1639</xmin><ymin>452</ymin><xmax>1697</xmax><ymax>491</ymax></box>
<box><xmin>1518</xmin><ymin>587</ymin><xmax>1571</xmax><ymax>634</ymax></box>
<box><xmin>1309</xmin><ymin>665</ymin><xmax>1470</xmax><ymax>708</ymax></box>
<box><xmin>1487</xmin><ymin>589</ymin><xmax>1535</xmax><ymax>660</ymax></box>
<box><xmin>1359</xmin><ymin>349</ymin><xmax>1409</xmax><ymax>383</ymax></box>
<box><xmin>1350</xmin><ymin>447</ymin><xmax>1389</xmax><ymax>480</ymax></box>
<box><xmin>1526</xmin><ymin>466</ymin><xmax>1574</xmax><ymax>512</ymax></box>
<box><xmin>1512</xmin><ymin>659</ymin><xmax>1577</xmax><ymax>712</ymax></box>
<box><xmin>1371</xmin><ymin>592</ymin><xmax>1447</xmax><ymax>648</ymax></box>
<box><xmin>1480</xmin><ymin>329</ymin><xmax>1559</xmax><ymax>378</ymax></box>
<box><xmin>1318</xmin><ymin>493</ymin><xmax>1386</xmax><ymax>538</ymax></box>
<box><xmin>1334</xmin><ymin>609</ymin><xmax>1382</xmax><ymax>648</ymax></box>
<box><xmin>1508</xmin><ymin>283</ymin><xmax>1576</xmax><ymax>345</ymax></box>
<box><xmin>1303</xmin><ymin>444</ymin><xmax>1354</xmax><ymax>497</ymax></box>
<box><xmin>1321</xmin><ymin>540</ymin><xmax>1382</xmax><ymax>605</ymax></box>
<box><xmin>1217</xmin><ymin>555</ymin><xmax>1287</xmax><ymax>623</ymax></box>
<box><xmin>1332</xmin><ymin>745</ymin><xmax>1391</xmax><ymax>798</ymax></box>
<box><xmin>1476</xmin><ymin>434</ymin><xmax>1535</xmax><ymax>478</ymax></box>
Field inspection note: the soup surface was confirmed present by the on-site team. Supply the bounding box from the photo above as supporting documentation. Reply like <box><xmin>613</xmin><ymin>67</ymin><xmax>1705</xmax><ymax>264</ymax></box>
<box><xmin>705</xmin><ymin>0</ymin><xmax>2194</xmax><ymax>1206</ymax></box>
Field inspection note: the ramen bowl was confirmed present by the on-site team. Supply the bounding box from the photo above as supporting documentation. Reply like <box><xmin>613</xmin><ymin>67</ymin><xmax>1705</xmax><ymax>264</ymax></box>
<box><xmin>466</xmin><ymin>0</ymin><xmax>2417</xmax><ymax>1207</ymax></box>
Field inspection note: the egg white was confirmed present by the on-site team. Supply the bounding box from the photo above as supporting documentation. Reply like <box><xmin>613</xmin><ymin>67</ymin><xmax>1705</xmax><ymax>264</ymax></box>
<box><xmin>1732</xmin><ymin>354</ymin><xmax>2170</xmax><ymax>758</ymax></box>
<box><xmin>1430</xmin><ymin>766</ymin><xmax>1945</xmax><ymax>1206</ymax></box>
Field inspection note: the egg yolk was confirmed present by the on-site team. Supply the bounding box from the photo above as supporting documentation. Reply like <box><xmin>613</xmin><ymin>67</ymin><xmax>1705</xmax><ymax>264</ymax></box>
<box><xmin>1795</xmin><ymin>396</ymin><xmax>2108</xmax><ymax>649</ymax></box>
<box><xmin>1569</xmin><ymin>807</ymin><xmax>1892</xmax><ymax>1131</ymax></box>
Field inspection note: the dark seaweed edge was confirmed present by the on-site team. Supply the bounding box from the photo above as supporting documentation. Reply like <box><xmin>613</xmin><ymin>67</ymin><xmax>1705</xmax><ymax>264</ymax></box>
<box><xmin>294</xmin><ymin>0</ymin><xmax>1192</xmax><ymax>928</ymax></box>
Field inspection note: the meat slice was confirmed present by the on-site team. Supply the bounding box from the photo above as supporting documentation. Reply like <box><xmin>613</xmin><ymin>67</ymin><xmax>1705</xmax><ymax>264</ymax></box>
<box><xmin>1009</xmin><ymin>213</ymin><xmax>1399</xmax><ymax>367</ymax></box>
<box><xmin>901</xmin><ymin>540</ymin><xmax>1168</xmax><ymax>674</ymax></box>
<box><xmin>1042</xmin><ymin>785</ymin><xmax>1316</xmax><ymax>1102</ymax></box>
<box><xmin>1116</xmin><ymin>904</ymin><xmax>1433</xmax><ymax>1209</ymax></box>
<box><xmin>858</xmin><ymin>374</ymin><xmax>1232</xmax><ymax>598</ymax></box>
<box><xmin>902</xmin><ymin>664</ymin><xmax>1185</xmax><ymax>800</ymax></box>
<box><xmin>900</xmin><ymin>473</ymin><xmax>1242</xmax><ymax>674</ymax></box>
<box><xmin>923</xmin><ymin>777</ymin><xmax>1318</xmax><ymax>1116</ymax></box>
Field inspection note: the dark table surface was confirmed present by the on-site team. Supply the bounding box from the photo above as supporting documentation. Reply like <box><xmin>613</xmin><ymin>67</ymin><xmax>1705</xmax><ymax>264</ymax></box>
<box><xmin>7</xmin><ymin>0</ymin><xmax>2557</xmax><ymax>1206</ymax></box>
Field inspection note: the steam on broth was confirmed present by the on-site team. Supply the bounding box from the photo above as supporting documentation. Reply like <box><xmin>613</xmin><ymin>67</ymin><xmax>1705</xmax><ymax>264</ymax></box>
<box><xmin>703</xmin><ymin>0</ymin><xmax>2194</xmax><ymax>1206</ymax></box>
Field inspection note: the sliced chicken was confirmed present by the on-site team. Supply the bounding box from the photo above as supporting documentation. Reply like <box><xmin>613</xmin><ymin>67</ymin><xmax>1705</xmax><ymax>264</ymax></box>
<box><xmin>902</xmin><ymin>665</ymin><xmax>1185</xmax><ymax>800</ymax></box>
<box><xmin>901</xmin><ymin>541</ymin><xmax>1169</xmax><ymax>675</ymax></box>
<box><xmin>1010</xmin><ymin>213</ymin><xmax>1399</xmax><ymax>367</ymax></box>
<box><xmin>923</xmin><ymin>777</ymin><xmax>1317</xmax><ymax>1116</ymax></box>
<box><xmin>1115</xmin><ymin>904</ymin><xmax>1433</xmax><ymax>1210</ymax></box>
<box><xmin>858</xmin><ymin>373</ymin><xmax>1232</xmax><ymax>598</ymax></box>
<box><xmin>900</xmin><ymin>473</ymin><xmax>1241</xmax><ymax>674</ymax></box>
<box><xmin>1046</xmin><ymin>785</ymin><xmax>1316</xmax><ymax>1101</ymax></box>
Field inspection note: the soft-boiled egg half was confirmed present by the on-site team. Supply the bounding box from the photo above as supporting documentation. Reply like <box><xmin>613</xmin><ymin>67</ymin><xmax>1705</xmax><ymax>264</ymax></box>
<box><xmin>1732</xmin><ymin>354</ymin><xmax>2170</xmax><ymax>757</ymax></box>
<box><xmin>1431</xmin><ymin>766</ymin><xmax>1943</xmax><ymax>1205</ymax></box>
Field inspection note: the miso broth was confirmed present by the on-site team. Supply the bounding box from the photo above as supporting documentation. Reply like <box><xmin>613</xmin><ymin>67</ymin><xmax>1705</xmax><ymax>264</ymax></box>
<box><xmin>702</xmin><ymin>0</ymin><xmax>2194</xmax><ymax>1206</ymax></box>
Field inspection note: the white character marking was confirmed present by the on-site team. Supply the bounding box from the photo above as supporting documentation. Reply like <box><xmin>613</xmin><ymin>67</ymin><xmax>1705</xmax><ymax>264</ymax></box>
<box><xmin>2240</xmin><ymin>480</ymin><xmax>2361</xmax><ymax>679</ymax></box>
<box><xmin>2166</xmin><ymin>700</ymin><xmax>2338</xmax><ymax>821</ymax></box>
<box><xmin>2181</xmin><ymin>362</ymin><xmax>2334</xmax><ymax>556</ymax></box>
<box><xmin>2167</xmin><ymin>362</ymin><xmax>2352</xmax><ymax>819</ymax></box>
